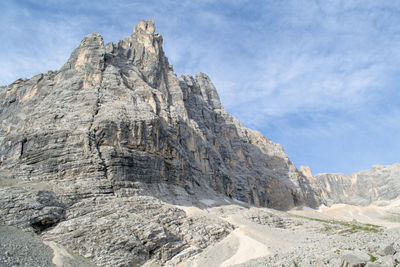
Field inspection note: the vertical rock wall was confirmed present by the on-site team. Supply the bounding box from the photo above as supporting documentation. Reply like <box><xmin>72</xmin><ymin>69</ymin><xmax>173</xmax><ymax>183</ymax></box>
<box><xmin>0</xmin><ymin>20</ymin><xmax>320</xmax><ymax>210</ymax></box>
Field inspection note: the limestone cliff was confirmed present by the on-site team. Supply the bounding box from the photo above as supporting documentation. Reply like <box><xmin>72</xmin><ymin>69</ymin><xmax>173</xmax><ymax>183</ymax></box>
<box><xmin>311</xmin><ymin>162</ymin><xmax>400</xmax><ymax>206</ymax></box>
<box><xmin>0</xmin><ymin>19</ymin><xmax>319</xmax><ymax>210</ymax></box>
<box><xmin>0</xmin><ymin>20</ymin><xmax>321</xmax><ymax>266</ymax></box>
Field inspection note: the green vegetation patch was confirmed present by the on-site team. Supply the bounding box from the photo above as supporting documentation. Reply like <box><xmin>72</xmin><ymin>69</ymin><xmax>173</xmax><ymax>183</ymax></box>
<box><xmin>292</xmin><ymin>215</ymin><xmax>383</xmax><ymax>234</ymax></box>
<box><xmin>369</xmin><ymin>254</ymin><xmax>377</xmax><ymax>262</ymax></box>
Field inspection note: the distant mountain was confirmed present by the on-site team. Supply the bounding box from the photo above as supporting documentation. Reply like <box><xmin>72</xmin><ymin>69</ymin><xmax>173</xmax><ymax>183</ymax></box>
<box><xmin>307</xmin><ymin>163</ymin><xmax>400</xmax><ymax>205</ymax></box>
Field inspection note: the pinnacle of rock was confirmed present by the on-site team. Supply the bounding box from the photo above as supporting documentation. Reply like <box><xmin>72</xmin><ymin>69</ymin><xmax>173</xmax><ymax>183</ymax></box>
<box><xmin>134</xmin><ymin>19</ymin><xmax>156</xmax><ymax>34</ymax></box>
<box><xmin>80</xmin><ymin>32</ymin><xmax>104</xmax><ymax>47</ymax></box>
<box><xmin>299</xmin><ymin>165</ymin><xmax>313</xmax><ymax>180</ymax></box>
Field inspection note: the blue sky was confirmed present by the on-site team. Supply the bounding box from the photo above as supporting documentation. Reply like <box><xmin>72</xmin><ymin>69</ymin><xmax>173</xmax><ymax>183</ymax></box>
<box><xmin>1</xmin><ymin>0</ymin><xmax>400</xmax><ymax>175</ymax></box>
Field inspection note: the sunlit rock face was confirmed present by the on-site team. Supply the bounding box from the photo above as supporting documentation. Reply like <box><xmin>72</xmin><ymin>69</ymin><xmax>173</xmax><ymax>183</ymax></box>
<box><xmin>0</xmin><ymin>20</ymin><xmax>324</xmax><ymax>266</ymax></box>
<box><xmin>0</xmin><ymin>19</ymin><xmax>320</xmax><ymax>211</ymax></box>
<box><xmin>311</xmin><ymin>163</ymin><xmax>400</xmax><ymax>205</ymax></box>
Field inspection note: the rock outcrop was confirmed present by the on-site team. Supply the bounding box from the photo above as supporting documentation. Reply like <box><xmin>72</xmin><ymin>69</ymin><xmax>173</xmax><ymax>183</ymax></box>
<box><xmin>0</xmin><ymin>19</ymin><xmax>321</xmax><ymax>265</ymax></box>
<box><xmin>311</xmin><ymin>162</ymin><xmax>400</xmax><ymax>205</ymax></box>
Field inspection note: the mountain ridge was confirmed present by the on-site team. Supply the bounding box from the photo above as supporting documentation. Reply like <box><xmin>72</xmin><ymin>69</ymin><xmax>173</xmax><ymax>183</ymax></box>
<box><xmin>311</xmin><ymin>162</ymin><xmax>400</xmax><ymax>206</ymax></box>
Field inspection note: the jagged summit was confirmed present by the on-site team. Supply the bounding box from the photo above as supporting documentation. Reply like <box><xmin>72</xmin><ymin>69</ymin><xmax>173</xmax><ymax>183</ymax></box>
<box><xmin>134</xmin><ymin>19</ymin><xmax>156</xmax><ymax>34</ymax></box>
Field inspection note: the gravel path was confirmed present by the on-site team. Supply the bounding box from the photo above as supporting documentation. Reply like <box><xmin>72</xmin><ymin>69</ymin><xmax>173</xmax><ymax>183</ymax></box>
<box><xmin>0</xmin><ymin>225</ymin><xmax>55</xmax><ymax>267</ymax></box>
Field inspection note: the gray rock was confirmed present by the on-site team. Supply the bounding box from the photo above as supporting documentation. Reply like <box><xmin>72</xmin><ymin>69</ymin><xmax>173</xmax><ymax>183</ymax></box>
<box><xmin>375</xmin><ymin>255</ymin><xmax>396</xmax><ymax>266</ymax></box>
<box><xmin>42</xmin><ymin>195</ymin><xmax>233</xmax><ymax>267</ymax></box>
<box><xmin>0</xmin><ymin>225</ymin><xmax>55</xmax><ymax>267</ymax></box>
<box><xmin>311</xmin><ymin>163</ymin><xmax>400</xmax><ymax>205</ymax></box>
<box><xmin>340</xmin><ymin>250</ymin><xmax>370</xmax><ymax>267</ymax></box>
<box><xmin>382</xmin><ymin>243</ymin><xmax>396</xmax><ymax>256</ymax></box>
<box><xmin>0</xmin><ymin>185</ymin><xmax>65</xmax><ymax>233</ymax></box>
<box><xmin>0</xmin><ymin>20</ymin><xmax>320</xmax><ymax>213</ymax></box>
<box><xmin>340</xmin><ymin>254</ymin><xmax>367</xmax><ymax>267</ymax></box>
<box><xmin>394</xmin><ymin>252</ymin><xmax>400</xmax><ymax>264</ymax></box>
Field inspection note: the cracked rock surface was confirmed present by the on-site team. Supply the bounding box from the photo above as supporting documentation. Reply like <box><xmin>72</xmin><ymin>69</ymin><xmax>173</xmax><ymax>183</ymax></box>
<box><xmin>307</xmin><ymin>163</ymin><xmax>400</xmax><ymax>206</ymax></box>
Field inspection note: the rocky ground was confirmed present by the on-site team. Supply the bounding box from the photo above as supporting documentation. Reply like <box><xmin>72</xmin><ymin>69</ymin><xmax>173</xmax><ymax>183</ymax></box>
<box><xmin>0</xmin><ymin>225</ymin><xmax>55</xmax><ymax>267</ymax></box>
<box><xmin>0</xmin><ymin>225</ymin><xmax>98</xmax><ymax>267</ymax></box>
<box><xmin>1</xmin><ymin>193</ymin><xmax>400</xmax><ymax>266</ymax></box>
<box><xmin>170</xmin><ymin>201</ymin><xmax>400</xmax><ymax>267</ymax></box>
<box><xmin>1</xmin><ymin>176</ymin><xmax>399</xmax><ymax>267</ymax></box>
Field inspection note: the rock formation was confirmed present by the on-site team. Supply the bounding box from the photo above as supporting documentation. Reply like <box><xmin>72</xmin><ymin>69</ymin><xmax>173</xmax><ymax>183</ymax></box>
<box><xmin>311</xmin><ymin>162</ymin><xmax>400</xmax><ymax>205</ymax></box>
<box><xmin>0</xmin><ymin>19</ymin><xmax>320</xmax><ymax>210</ymax></box>
<box><xmin>299</xmin><ymin>165</ymin><xmax>313</xmax><ymax>181</ymax></box>
<box><xmin>0</xmin><ymin>19</ymin><xmax>322</xmax><ymax>266</ymax></box>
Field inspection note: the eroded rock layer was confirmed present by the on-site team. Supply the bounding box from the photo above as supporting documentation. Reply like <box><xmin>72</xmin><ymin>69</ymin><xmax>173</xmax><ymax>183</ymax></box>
<box><xmin>311</xmin><ymin>162</ymin><xmax>400</xmax><ymax>206</ymax></box>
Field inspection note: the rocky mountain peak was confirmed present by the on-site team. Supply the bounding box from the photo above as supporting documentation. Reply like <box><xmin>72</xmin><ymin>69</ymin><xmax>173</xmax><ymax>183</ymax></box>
<box><xmin>311</xmin><ymin>162</ymin><xmax>400</xmax><ymax>205</ymax></box>
<box><xmin>130</xmin><ymin>19</ymin><xmax>163</xmax><ymax>54</ymax></box>
<box><xmin>0</xmin><ymin>22</ymin><xmax>327</xmax><ymax>265</ymax></box>
<box><xmin>80</xmin><ymin>32</ymin><xmax>104</xmax><ymax>47</ymax></box>
<box><xmin>62</xmin><ymin>32</ymin><xmax>105</xmax><ymax>72</ymax></box>
<box><xmin>0</xmin><ymin>20</ymin><xmax>322</xmax><ymax>212</ymax></box>
<box><xmin>134</xmin><ymin>19</ymin><xmax>156</xmax><ymax>35</ymax></box>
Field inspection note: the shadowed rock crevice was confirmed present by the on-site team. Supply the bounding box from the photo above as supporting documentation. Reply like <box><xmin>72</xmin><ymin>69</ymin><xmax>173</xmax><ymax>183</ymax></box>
<box><xmin>30</xmin><ymin>217</ymin><xmax>59</xmax><ymax>234</ymax></box>
<box><xmin>0</xmin><ymin>188</ymin><xmax>66</xmax><ymax>233</ymax></box>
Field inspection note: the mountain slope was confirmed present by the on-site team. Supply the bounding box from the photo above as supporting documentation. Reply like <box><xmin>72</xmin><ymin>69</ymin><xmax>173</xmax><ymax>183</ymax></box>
<box><xmin>0</xmin><ymin>20</ymin><xmax>322</xmax><ymax>266</ymax></box>
<box><xmin>0</xmin><ymin>20</ymin><xmax>319</xmax><ymax>210</ymax></box>
<box><xmin>311</xmin><ymin>162</ymin><xmax>400</xmax><ymax>205</ymax></box>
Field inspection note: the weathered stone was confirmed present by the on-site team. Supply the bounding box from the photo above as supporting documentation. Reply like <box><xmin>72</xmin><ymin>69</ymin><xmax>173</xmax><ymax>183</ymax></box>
<box><xmin>380</xmin><ymin>243</ymin><xmax>396</xmax><ymax>256</ymax></box>
<box><xmin>340</xmin><ymin>254</ymin><xmax>366</xmax><ymax>267</ymax></box>
<box><xmin>365</xmin><ymin>262</ymin><xmax>382</xmax><ymax>267</ymax></box>
<box><xmin>0</xmin><ymin>185</ymin><xmax>65</xmax><ymax>233</ymax></box>
<box><xmin>375</xmin><ymin>255</ymin><xmax>396</xmax><ymax>266</ymax></box>
<box><xmin>299</xmin><ymin>165</ymin><xmax>313</xmax><ymax>180</ymax></box>
<box><xmin>340</xmin><ymin>250</ymin><xmax>370</xmax><ymax>267</ymax></box>
<box><xmin>394</xmin><ymin>252</ymin><xmax>400</xmax><ymax>264</ymax></box>
<box><xmin>41</xmin><ymin>195</ymin><xmax>233</xmax><ymax>267</ymax></box>
<box><xmin>0</xmin><ymin>19</ymin><xmax>321</xmax><ymax>211</ymax></box>
<box><xmin>312</xmin><ymin>163</ymin><xmax>400</xmax><ymax>205</ymax></box>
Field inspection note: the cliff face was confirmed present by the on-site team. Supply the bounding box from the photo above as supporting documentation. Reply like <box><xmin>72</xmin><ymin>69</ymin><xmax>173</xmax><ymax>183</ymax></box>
<box><xmin>311</xmin><ymin>163</ymin><xmax>400</xmax><ymax>206</ymax></box>
<box><xmin>0</xmin><ymin>19</ymin><xmax>319</xmax><ymax>211</ymax></box>
<box><xmin>0</xmin><ymin>19</ymin><xmax>323</xmax><ymax>266</ymax></box>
